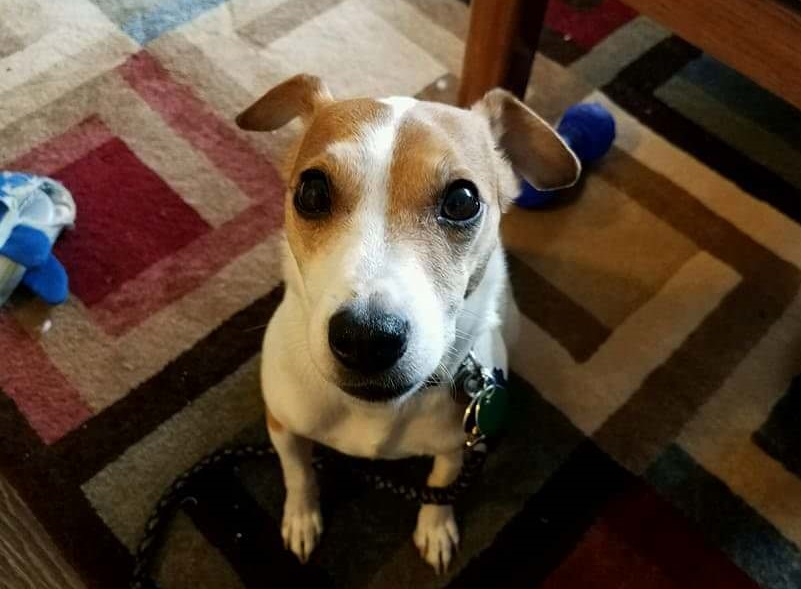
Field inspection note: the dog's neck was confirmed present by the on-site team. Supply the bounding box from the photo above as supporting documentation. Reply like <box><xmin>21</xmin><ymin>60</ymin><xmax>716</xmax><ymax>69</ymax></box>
<box><xmin>444</xmin><ymin>246</ymin><xmax>506</xmax><ymax>374</ymax></box>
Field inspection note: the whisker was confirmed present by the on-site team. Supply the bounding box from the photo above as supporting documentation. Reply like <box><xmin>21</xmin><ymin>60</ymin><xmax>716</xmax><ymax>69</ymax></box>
<box><xmin>438</xmin><ymin>361</ymin><xmax>456</xmax><ymax>390</ymax></box>
<box><xmin>459</xmin><ymin>308</ymin><xmax>482</xmax><ymax>319</ymax></box>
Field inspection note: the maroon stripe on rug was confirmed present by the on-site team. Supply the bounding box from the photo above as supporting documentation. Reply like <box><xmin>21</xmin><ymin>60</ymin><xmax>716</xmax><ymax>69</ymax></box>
<box><xmin>446</xmin><ymin>441</ymin><xmax>631</xmax><ymax>588</ymax></box>
<box><xmin>538</xmin><ymin>480</ymin><xmax>759</xmax><ymax>588</ymax></box>
<box><xmin>47</xmin><ymin>287</ymin><xmax>284</xmax><ymax>485</ymax></box>
<box><xmin>184</xmin><ymin>465</ymin><xmax>333</xmax><ymax>588</ymax></box>
<box><xmin>53</xmin><ymin>136</ymin><xmax>212</xmax><ymax>307</ymax></box>
<box><xmin>87</xmin><ymin>200</ymin><xmax>280</xmax><ymax>336</ymax></box>
<box><xmin>0</xmin><ymin>314</ymin><xmax>93</xmax><ymax>444</ymax></box>
<box><xmin>545</xmin><ymin>0</ymin><xmax>637</xmax><ymax>50</ymax></box>
<box><xmin>0</xmin><ymin>393</ymin><xmax>133</xmax><ymax>589</ymax></box>
<box><xmin>118</xmin><ymin>51</ymin><xmax>285</xmax><ymax>206</ymax></box>
<box><xmin>507</xmin><ymin>254</ymin><xmax>611</xmax><ymax>362</ymax></box>
<box><xmin>592</xmin><ymin>484</ymin><xmax>759</xmax><ymax>588</ymax></box>
<box><xmin>0</xmin><ymin>286</ymin><xmax>284</xmax><ymax>586</ymax></box>
<box><xmin>7</xmin><ymin>115</ymin><xmax>114</xmax><ymax>175</ymax></box>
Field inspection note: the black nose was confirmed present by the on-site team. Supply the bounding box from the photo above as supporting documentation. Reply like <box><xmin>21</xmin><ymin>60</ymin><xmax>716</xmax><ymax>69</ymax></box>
<box><xmin>328</xmin><ymin>306</ymin><xmax>409</xmax><ymax>373</ymax></box>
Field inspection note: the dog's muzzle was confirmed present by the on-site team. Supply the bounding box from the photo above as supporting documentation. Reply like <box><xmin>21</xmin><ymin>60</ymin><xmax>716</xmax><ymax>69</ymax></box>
<box><xmin>328</xmin><ymin>302</ymin><xmax>413</xmax><ymax>400</ymax></box>
<box><xmin>328</xmin><ymin>303</ymin><xmax>409</xmax><ymax>373</ymax></box>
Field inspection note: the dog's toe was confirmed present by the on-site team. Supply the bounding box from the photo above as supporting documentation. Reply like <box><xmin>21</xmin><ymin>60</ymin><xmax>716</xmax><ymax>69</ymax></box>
<box><xmin>413</xmin><ymin>504</ymin><xmax>459</xmax><ymax>574</ymax></box>
<box><xmin>281</xmin><ymin>501</ymin><xmax>323</xmax><ymax>563</ymax></box>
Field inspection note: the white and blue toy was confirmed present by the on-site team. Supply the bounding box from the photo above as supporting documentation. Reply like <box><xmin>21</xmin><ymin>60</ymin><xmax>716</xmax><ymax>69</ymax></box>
<box><xmin>516</xmin><ymin>102</ymin><xmax>616</xmax><ymax>208</ymax></box>
<box><xmin>0</xmin><ymin>172</ymin><xmax>76</xmax><ymax>306</ymax></box>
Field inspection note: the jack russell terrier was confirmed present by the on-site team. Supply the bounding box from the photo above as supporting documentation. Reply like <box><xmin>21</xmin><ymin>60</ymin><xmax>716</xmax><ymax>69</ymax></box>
<box><xmin>236</xmin><ymin>74</ymin><xmax>580</xmax><ymax>573</ymax></box>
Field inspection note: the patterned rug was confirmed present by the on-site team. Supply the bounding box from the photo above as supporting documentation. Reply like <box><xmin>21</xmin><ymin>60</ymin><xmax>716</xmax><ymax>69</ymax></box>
<box><xmin>2</xmin><ymin>1</ymin><xmax>801</xmax><ymax>587</ymax></box>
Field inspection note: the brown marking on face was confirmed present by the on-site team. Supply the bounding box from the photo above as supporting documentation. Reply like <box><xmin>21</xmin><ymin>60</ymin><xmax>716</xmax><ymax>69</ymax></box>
<box><xmin>285</xmin><ymin>98</ymin><xmax>391</xmax><ymax>262</ymax></box>
<box><xmin>386</xmin><ymin>103</ymin><xmax>510</xmax><ymax>298</ymax></box>
<box><xmin>292</xmin><ymin>99</ymin><xmax>391</xmax><ymax>171</ymax></box>
<box><xmin>266</xmin><ymin>409</ymin><xmax>284</xmax><ymax>433</ymax></box>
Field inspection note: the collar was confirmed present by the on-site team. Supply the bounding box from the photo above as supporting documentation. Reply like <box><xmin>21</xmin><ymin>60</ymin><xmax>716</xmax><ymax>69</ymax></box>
<box><xmin>426</xmin><ymin>351</ymin><xmax>509</xmax><ymax>447</ymax></box>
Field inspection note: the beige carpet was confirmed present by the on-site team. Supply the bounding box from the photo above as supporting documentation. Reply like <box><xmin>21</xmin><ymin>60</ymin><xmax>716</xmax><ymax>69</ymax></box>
<box><xmin>1</xmin><ymin>1</ymin><xmax>801</xmax><ymax>587</ymax></box>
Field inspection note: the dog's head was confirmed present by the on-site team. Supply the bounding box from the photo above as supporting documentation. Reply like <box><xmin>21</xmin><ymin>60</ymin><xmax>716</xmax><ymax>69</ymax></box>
<box><xmin>238</xmin><ymin>75</ymin><xmax>579</xmax><ymax>402</ymax></box>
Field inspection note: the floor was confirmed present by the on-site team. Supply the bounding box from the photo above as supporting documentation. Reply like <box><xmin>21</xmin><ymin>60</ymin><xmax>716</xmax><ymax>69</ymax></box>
<box><xmin>1</xmin><ymin>1</ymin><xmax>801</xmax><ymax>587</ymax></box>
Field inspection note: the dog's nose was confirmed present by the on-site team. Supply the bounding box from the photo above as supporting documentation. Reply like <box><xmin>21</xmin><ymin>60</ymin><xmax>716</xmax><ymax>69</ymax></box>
<box><xmin>328</xmin><ymin>306</ymin><xmax>409</xmax><ymax>373</ymax></box>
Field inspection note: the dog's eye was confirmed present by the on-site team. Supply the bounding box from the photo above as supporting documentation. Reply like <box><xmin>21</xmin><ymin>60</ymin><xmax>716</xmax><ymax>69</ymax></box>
<box><xmin>294</xmin><ymin>169</ymin><xmax>331</xmax><ymax>218</ymax></box>
<box><xmin>439</xmin><ymin>180</ymin><xmax>481</xmax><ymax>224</ymax></box>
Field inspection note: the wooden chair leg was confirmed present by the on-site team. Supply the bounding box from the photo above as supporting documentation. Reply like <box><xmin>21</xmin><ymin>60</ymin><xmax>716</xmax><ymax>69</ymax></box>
<box><xmin>458</xmin><ymin>0</ymin><xmax>549</xmax><ymax>107</ymax></box>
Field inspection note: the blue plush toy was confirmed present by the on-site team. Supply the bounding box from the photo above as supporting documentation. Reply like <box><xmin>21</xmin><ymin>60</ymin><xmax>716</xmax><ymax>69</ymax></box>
<box><xmin>0</xmin><ymin>172</ymin><xmax>76</xmax><ymax>306</ymax></box>
<box><xmin>516</xmin><ymin>102</ymin><xmax>616</xmax><ymax>209</ymax></box>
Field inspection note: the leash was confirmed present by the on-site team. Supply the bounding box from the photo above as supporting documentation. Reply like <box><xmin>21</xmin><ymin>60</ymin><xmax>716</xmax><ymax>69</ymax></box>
<box><xmin>130</xmin><ymin>355</ymin><xmax>506</xmax><ymax>589</ymax></box>
<box><xmin>129</xmin><ymin>442</ymin><xmax>488</xmax><ymax>589</ymax></box>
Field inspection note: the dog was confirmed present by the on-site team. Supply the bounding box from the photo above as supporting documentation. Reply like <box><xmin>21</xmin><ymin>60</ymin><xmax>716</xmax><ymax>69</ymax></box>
<box><xmin>236</xmin><ymin>74</ymin><xmax>579</xmax><ymax>573</ymax></box>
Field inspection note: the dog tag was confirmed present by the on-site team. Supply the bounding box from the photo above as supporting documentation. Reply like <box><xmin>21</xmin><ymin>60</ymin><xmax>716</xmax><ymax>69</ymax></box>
<box><xmin>463</xmin><ymin>395</ymin><xmax>482</xmax><ymax>446</ymax></box>
<box><xmin>474</xmin><ymin>382</ymin><xmax>509</xmax><ymax>438</ymax></box>
<box><xmin>462</xmin><ymin>369</ymin><xmax>509</xmax><ymax>446</ymax></box>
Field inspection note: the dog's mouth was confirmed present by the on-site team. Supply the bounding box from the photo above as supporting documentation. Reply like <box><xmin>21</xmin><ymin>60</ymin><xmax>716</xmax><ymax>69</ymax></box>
<box><xmin>335</xmin><ymin>364</ymin><xmax>448</xmax><ymax>402</ymax></box>
<box><xmin>339</xmin><ymin>379</ymin><xmax>421</xmax><ymax>402</ymax></box>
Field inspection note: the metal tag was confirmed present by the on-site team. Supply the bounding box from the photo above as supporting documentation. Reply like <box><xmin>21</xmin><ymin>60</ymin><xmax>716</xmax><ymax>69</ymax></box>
<box><xmin>462</xmin><ymin>369</ymin><xmax>509</xmax><ymax>447</ymax></box>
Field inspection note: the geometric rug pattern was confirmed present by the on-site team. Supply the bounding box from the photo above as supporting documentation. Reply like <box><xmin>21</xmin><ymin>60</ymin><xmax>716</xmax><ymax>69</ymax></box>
<box><xmin>1</xmin><ymin>1</ymin><xmax>800</xmax><ymax>587</ymax></box>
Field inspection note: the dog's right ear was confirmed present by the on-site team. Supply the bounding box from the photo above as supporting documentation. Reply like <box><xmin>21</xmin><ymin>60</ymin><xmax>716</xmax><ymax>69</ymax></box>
<box><xmin>236</xmin><ymin>74</ymin><xmax>332</xmax><ymax>131</ymax></box>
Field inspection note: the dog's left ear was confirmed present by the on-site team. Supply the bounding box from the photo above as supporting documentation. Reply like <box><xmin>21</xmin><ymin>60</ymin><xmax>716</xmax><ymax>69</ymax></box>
<box><xmin>474</xmin><ymin>88</ymin><xmax>580</xmax><ymax>191</ymax></box>
<box><xmin>236</xmin><ymin>74</ymin><xmax>333</xmax><ymax>131</ymax></box>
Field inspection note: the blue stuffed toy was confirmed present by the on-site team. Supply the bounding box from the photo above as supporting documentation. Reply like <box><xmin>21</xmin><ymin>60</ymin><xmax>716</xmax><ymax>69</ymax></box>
<box><xmin>0</xmin><ymin>172</ymin><xmax>76</xmax><ymax>306</ymax></box>
<box><xmin>516</xmin><ymin>102</ymin><xmax>616</xmax><ymax>208</ymax></box>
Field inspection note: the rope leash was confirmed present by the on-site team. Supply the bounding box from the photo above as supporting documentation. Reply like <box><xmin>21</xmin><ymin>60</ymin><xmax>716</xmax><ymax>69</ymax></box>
<box><xmin>129</xmin><ymin>441</ymin><xmax>487</xmax><ymax>589</ymax></box>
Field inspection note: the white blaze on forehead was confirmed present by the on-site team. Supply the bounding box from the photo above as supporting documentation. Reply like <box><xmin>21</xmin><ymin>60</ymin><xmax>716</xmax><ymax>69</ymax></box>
<box><xmin>324</xmin><ymin>96</ymin><xmax>417</xmax><ymax>192</ymax></box>
<box><xmin>301</xmin><ymin>96</ymin><xmax>447</xmax><ymax>385</ymax></box>
<box><xmin>379</xmin><ymin>96</ymin><xmax>418</xmax><ymax>114</ymax></box>
<box><xmin>322</xmin><ymin>96</ymin><xmax>418</xmax><ymax>281</ymax></box>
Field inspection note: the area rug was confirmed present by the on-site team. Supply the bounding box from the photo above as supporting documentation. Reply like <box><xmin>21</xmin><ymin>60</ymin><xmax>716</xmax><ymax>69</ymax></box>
<box><xmin>2</xmin><ymin>1</ymin><xmax>801</xmax><ymax>587</ymax></box>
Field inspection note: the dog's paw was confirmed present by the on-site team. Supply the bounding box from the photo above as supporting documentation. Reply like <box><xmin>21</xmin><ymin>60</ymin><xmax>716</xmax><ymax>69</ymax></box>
<box><xmin>281</xmin><ymin>499</ymin><xmax>323</xmax><ymax>563</ymax></box>
<box><xmin>413</xmin><ymin>504</ymin><xmax>459</xmax><ymax>574</ymax></box>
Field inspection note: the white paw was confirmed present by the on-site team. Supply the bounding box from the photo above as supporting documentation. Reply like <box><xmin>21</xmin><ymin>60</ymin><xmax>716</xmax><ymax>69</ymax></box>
<box><xmin>413</xmin><ymin>504</ymin><xmax>459</xmax><ymax>575</ymax></box>
<box><xmin>281</xmin><ymin>498</ymin><xmax>323</xmax><ymax>563</ymax></box>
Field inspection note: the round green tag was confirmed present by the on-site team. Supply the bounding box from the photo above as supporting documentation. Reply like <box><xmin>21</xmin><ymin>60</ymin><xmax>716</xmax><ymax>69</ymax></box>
<box><xmin>475</xmin><ymin>384</ymin><xmax>509</xmax><ymax>438</ymax></box>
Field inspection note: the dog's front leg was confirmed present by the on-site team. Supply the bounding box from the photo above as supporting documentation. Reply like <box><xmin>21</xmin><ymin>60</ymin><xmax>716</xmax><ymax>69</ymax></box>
<box><xmin>414</xmin><ymin>449</ymin><xmax>463</xmax><ymax>574</ymax></box>
<box><xmin>267</xmin><ymin>411</ymin><xmax>322</xmax><ymax>563</ymax></box>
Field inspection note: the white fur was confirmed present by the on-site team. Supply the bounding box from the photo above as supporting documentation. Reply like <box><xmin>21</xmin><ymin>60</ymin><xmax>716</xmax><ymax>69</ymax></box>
<box><xmin>261</xmin><ymin>96</ymin><xmax>513</xmax><ymax>572</ymax></box>
<box><xmin>265</xmin><ymin>247</ymin><xmax>508</xmax><ymax>456</ymax></box>
<box><xmin>301</xmin><ymin>96</ymin><xmax>446</xmax><ymax>393</ymax></box>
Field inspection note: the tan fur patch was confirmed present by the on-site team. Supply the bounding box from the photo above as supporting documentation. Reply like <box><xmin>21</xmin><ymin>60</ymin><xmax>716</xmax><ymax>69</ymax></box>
<box><xmin>386</xmin><ymin>103</ymin><xmax>509</xmax><ymax>298</ymax></box>
<box><xmin>388</xmin><ymin>103</ymin><xmax>515</xmax><ymax>216</ymax></box>
<box><xmin>292</xmin><ymin>99</ymin><xmax>391</xmax><ymax>171</ymax></box>
<box><xmin>285</xmin><ymin>98</ymin><xmax>392</xmax><ymax>260</ymax></box>
<box><xmin>266</xmin><ymin>409</ymin><xmax>284</xmax><ymax>433</ymax></box>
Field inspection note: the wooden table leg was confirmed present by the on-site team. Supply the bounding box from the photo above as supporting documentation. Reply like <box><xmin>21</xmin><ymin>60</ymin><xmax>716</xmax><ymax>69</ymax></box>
<box><xmin>458</xmin><ymin>0</ymin><xmax>549</xmax><ymax>107</ymax></box>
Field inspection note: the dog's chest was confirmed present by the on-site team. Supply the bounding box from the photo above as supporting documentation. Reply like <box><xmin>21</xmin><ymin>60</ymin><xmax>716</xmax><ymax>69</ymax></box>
<box><xmin>311</xmin><ymin>393</ymin><xmax>465</xmax><ymax>459</ymax></box>
<box><xmin>264</xmin><ymin>363</ymin><xmax>465</xmax><ymax>458</ymax></box>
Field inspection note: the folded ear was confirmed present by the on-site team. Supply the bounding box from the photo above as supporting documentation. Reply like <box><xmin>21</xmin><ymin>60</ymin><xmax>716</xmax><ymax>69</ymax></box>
<box><xmin>474</xmin><ymin>88</ymin><xmax>580</xmax><ymax>191</ymax></box>
<box><xmin>236</xmin><ymin>74</ymin><xmax>332</xmax><ymax>131</ymax></box>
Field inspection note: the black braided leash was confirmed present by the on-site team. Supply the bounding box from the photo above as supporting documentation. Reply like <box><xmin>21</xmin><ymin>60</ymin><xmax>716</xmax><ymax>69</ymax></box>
<box><xmin>129</xmin><ymin>441</ymin><xmax>487</xmax><ymax>589</ymax></box>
